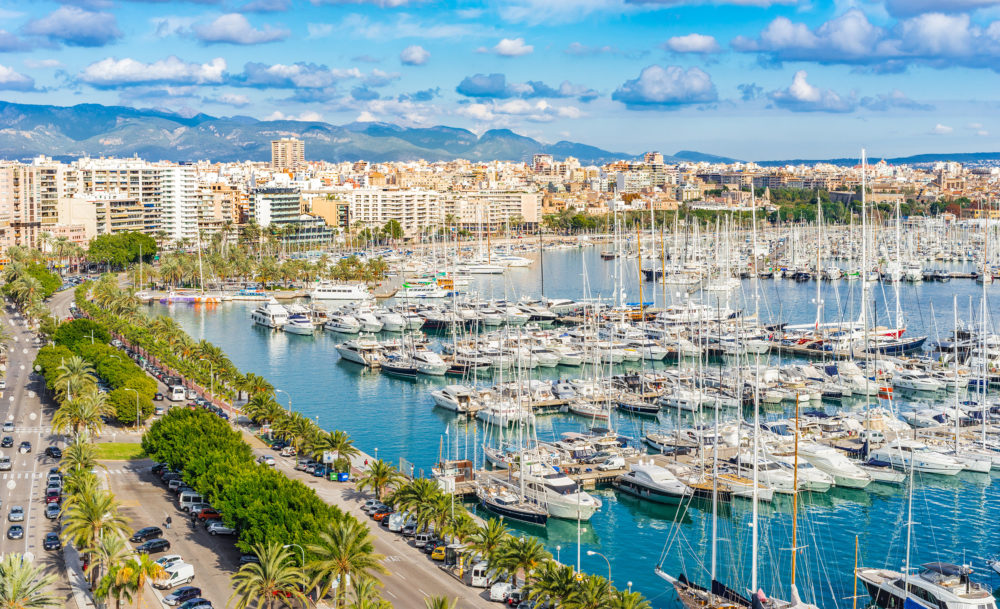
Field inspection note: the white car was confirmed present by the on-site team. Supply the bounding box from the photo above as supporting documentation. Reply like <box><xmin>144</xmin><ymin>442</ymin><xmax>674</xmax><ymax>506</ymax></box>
<box><xmin>0</xmin><ymin>457</ymin><xmax>11</xmax><ymax>471</ymax></box>
<box><xmin>8</xmin><ymin>506</ymin><xmax>23</xmax><ymax>522</ymax></box>
<box><xmin>207</xmin><ymin>521</ymin><xmax>235</xmax><ymax>536</ymax></box>
<box><xmin>2</xmin><ymin>423</ymin><xmax>12</xmax><ymax>433</ymax></box>
<box><xmin>155</xmin><ymin>554</ymin><xmax>184</xmax><ymax>569</ymax></box>
<box><xmin>257</xmin><ymin>455</ymin><xmax>276</xmax><ymax>467</ymax></box>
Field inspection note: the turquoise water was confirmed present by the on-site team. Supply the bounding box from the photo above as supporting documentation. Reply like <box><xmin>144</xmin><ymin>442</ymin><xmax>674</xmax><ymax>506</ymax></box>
<box><xmin>151</xmin><ymin>247</ymin><xmax>1000</xmax><ymax>609</ymax></box>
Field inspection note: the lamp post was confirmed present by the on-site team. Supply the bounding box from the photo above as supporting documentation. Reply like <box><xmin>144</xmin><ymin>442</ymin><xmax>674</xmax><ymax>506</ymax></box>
<box><xmin>586</xmin><ymin>550</ymin><xmax>612</xmax><ymax>586</ymax></box>
<box><xmin>123</xmin><ymin>387</ymin><xmax>139</xmax><ymax>431</ymax></box>
<box><xmin>275</xmin><ymin>388</ymin><xmax>291</xmax><ymax>415</ymax></box>
<box><xmin>283</xmin><ymin>543</ymin><xmax>305</xmax><ymax>565</ymax></box>
<box><xmin>556</xmin><ymin>545</ymin><xmax>561</xmax><ymax>563</ymax></box>
<box><xmin>198</xmin><ymin>358</ymin><xmax>214</xmax><ymax>399</ymax></box>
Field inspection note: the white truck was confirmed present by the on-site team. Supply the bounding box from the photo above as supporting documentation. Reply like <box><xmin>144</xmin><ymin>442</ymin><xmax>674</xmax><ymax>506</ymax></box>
<box><xmin>153</xmin><ymin>562</ymin><xmax>194</xmax><ymax>589</ymax></box>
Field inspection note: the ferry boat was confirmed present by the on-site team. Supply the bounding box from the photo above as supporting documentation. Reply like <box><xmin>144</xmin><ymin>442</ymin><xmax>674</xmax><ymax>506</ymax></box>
<box><xmin>396</xmin><ymin>283</ymin><xmax>448</xmax><ymax>299</ymax></box>
<box><xmin>250</xmin><ymin>298</ymin><xmax>289</xmax><ymax>329</ymax></box>
<box><xmin>309</xmin><ymin>282</ymin><xmax>371</xmax><ymax>301</ymax></box>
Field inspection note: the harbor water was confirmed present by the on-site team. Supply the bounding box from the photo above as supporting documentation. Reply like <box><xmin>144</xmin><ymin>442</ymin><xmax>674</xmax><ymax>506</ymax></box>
<box><xmin>151</xmin><ymin>246</ymin><xmax>1000</xmax><ymax>609</ymax></box>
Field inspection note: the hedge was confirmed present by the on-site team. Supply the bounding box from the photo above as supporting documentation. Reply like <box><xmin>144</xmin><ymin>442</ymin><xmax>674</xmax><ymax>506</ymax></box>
<box><xmin>142</xmin><ymin>409</ymin><xmax>346</xmax><ymax>553</ymax></box>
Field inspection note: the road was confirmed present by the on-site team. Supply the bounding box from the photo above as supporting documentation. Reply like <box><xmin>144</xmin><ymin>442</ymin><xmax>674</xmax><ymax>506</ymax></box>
<box><xmin>0</xmin><ymin>288</ymin><xmax>77</xmax><ymax>607</ymax></box>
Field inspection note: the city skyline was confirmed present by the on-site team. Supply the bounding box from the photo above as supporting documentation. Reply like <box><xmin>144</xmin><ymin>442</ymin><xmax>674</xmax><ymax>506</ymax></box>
<box><xmin>0</xmin><ymin>0</ymin><xmax>997</xmax><ymax>159</ymax></box>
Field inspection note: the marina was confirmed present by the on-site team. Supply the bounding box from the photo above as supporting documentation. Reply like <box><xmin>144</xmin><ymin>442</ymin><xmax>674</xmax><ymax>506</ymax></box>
<box><xmin>151</xmin><ymin>218</ymin><xmax>1000</xmax><ymax>609</ymax></box>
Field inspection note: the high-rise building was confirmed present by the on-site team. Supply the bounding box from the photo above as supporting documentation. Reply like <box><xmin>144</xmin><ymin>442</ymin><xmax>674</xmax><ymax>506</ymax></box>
<box><xmin>271</xmin><ymin>138</ymin><xmax>305</xmax><ymax>171</ymax></box>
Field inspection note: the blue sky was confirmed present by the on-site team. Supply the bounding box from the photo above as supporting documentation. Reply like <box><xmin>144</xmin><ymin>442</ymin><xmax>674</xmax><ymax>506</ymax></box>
<box><xmin>0</xmin><ymin>0</ymin><xmax>998</xmax><ymax>159</ymax></box>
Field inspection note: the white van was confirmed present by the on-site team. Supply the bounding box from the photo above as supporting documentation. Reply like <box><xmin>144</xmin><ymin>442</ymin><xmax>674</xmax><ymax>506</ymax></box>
<box><xmin>489</xmin><ymin>582</ymin><xmax>512</xmax><ymax>602</ymax></box>
<box><xmin>153</xmin><ymin>562</ymin><xmax>194</xmax><ymax>589</ymax></box>
<box><xmin>470</xmin><ymin>561</ymin><xmax>491</xmax><ymax>588</ymax></box>
<box><xmin>388</xmin><ymin>512</ymin><xmax>411</xmax><ymax>533</ymax></box>
<box><xmin>169</xmin><ymin>386</ymin><xmax>186</xmax><ymax>402</ymax></box>
<box><xmin>414</xmin><ymin>532</ymin><xmax>434</xmax><ymax>548</ymax></box>
<box><xmin>178</xmin><ymin>491</ymin><xmax>204</xmax><ymax>511</ymax></box>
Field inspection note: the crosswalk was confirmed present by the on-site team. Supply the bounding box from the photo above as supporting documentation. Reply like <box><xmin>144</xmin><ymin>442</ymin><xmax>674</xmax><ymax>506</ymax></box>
<box><xmin>0</xmin><ymin>468</ymin><xmax>137</xmax><ymax>480</ymax></box>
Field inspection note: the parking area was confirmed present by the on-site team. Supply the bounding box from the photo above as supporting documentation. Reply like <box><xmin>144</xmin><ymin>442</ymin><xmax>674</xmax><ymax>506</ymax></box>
<box><xmin>104</xmin><ymin>459</ymin><xmax>238</xmax><ymax>607</ymax></box>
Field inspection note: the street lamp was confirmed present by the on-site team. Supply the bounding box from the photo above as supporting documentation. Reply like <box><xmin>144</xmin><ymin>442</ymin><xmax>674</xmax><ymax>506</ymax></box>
<box><xmin>123</xmin><ymin>387</ymin><xmax>139</xmax><ymax>431</ymax></box>
<box><xmin>283</xmin><ymin>543</ymin><xmax>305</xmax><ymax>565</ymax></box>
<box><xmin>275</xmin><ymin>388</ymin><xmax>292</xmax><ymax>414</ymax></box>
<box><xmin>586</xmin><ymin>550</ymin><xmax>612</xmax><ymax>586</ymax></box>
<box><xmin>198</xmin><ymin>358</ymin><xmax>214</xmax><ymax>399</ymax></box>
<box><xmin>556</xmin><ymin>545</ymin><xmax>561</xmax><ymax>563</ymax></box>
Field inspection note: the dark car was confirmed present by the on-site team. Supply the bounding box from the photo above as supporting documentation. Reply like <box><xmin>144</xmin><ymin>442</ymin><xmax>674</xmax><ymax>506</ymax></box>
<box><xmin>136</xmin><ymin>538</ymin><xmax>171</xmax><ymax>554</ymax></box>
<box><xmin>164</xmin><ymin>586</ymin><xmax>202</xmax><ymax>606</ymax></box>
<box><xmin>18</xmin><ymin>442</ymin><xmax>31</xmax><ymax>454</ymax></box>
<box><xmin>130</xmin><ymin>526</ymin><xmax>164</xmax><ymax>543</ymax></box>
<box><xmin>7</xmin><ymin>525</ymin><xmax>22</xmax><ymax>539</ymax></box>
<box><xmin>0</xmin><ymin>437</ymin><xmax>12</xmax><ymax>448</ymax></box>
<box><xmin>151</xmin><ymin>463</ymin><xmax>168</xmax><ymax>475</ymax></box>
<box><xmin>177</xmin><ymin>599</ymin><xmax>213</xmax><ymax>609</ymax></box>
<box><xmin>154</xmin><ymin>392</ymin><xmax>164</xmax><ymax>401</ymax></box>
<box><xmin>238</xmin><ymin>554</ymin><xmax>261</xmax><ymax>566</ymax></box>
<box><xmin>422</xmin><ymin>540</ymin><xmax>441</xmax><ymax>555</ymax></box>
<box><xmin>43</xmin><ymin>532</ymin><xmax>60</xmax><ymax>550</ymax></box>
<box><xmin>161</xmin><ymin>472</ymin><xmax>183</xmax><ymax>484</ymax></box>
<box><xmin>44</xmin><ymin>446</ymin><xmax>62</xmax><ymax>459</ymax></box>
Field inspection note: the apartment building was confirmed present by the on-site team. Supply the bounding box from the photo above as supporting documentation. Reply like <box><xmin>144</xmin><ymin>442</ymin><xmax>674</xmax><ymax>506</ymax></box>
<box><xmin>271</xmin><ymin>138</ymin><xmax>305</xmax><ymax>171</ymax></box>
<box><xmin>345</xmin><ymin>188</ymin><xmax>441</xmax><ymax>237</ymax></box>
<box><xmin>159</xmin><ymin>164</ymin><xmax>199</xmax><ymax>243</ymax></box>
<box><xmin>446</xmin><ymin>190</ymin><xmax>540</xmax><ymax>232</ymax></box>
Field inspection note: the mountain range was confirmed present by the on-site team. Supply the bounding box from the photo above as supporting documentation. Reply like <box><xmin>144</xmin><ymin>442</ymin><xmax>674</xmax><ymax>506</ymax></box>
<box><xmin>0</xmin><ymin>100</ymin><xmax>995</xmax><ymax>167</ymax></box>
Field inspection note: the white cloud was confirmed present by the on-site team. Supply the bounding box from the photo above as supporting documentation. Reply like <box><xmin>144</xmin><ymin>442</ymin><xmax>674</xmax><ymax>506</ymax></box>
<box><xmin>193</xmin><ymin>14</ymin><xmax>289</xmax><ymax>45</ymax></box>
<box><xmin>338</xmin><ymin>13</ymin><xmax>489</xmax><ymax>40</ymax></box>
<box><xmin>456</xmin><ymin>99</ymin><xmax>583</xmax><ymax>123</ymax></box>
<box><xmin>499</xmin><ymin>0</ymin><xmax>798</xmax><ymax>25</ymax></box>
<box><xmin>356</xmin><ymin>111</ymin><xmax>377</xmax><ymax>122</ymax></box>
<box><xmin>493</xmin><ymin>37</ymin><xmax>534</xmax><ymax>57</ymax></box>
<box><xmin>214</xmin><ymin>93</ymin><xmax>250</xmax><ymax>107</ymax></box>
<box><xmin>307</xmin><ymin>23</ymin><xmax>334</xmax><ymax>39</ymax></box>
<box><xmin>23</xmin><ymin>59</ymin><xmax>61</xmax><ymax>69</ymax></box>
<box><xmin>931</xmin><ymin>123</ymin><xmax>954</xmax><ymax>134</ymax></box>
<box><xmin>768</xmin><ymin>70</ymin><xmax>854</xmax><ymax>112</ymax></box>
<box><xmin>80</xmin><ymin>56</ymin><xmax>227</xmax><ymax>88</ymax></box>
<box><xmin>400</xmin><ymin>45</ymin><xmax>430</xmax><ymax>65</ymax></box>
<box><xmin>0</xmin><ymin>65</ymin><xmax>35</xmax><ymax>91</ymax></box>
<box><xmin>265</xmin><ymin>110</ymin><xmax>323</xmax><ymax>121</ymax></box>
<box><xmin>663</xmin><ymin>33</ymin><xmax>721</xmax><ymax>53</ymax></box>
<box><xmin>978</xmin><ymin>129</ymin><xmax>990</xmax><ymax>136</ymax></box>
<box><xmin>612</xmin><ymin>64</ymin><xmax>718</xmax><ymax>108</ymax></box>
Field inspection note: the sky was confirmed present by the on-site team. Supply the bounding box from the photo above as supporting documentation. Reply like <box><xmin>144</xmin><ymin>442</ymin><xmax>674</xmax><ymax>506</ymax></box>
<box><xmin>0</xmin><ymin>0</ymin><xmax>998</xmax><ymax>160</ymax></box>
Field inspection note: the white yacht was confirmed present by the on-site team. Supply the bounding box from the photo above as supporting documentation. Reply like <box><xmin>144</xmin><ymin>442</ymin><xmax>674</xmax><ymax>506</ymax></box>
<box><xmin>869</xmin><ymin>440</ymin><xmax>964</xmax><ymax>475</ymax></box>
<box><xmin>335</xmin><ymin>338</ymin><xmax>383</xmax><ymax>367</ymax></box>
<box><xmin>413</xmin><ymin>350</ymin><xmax>449</xmax><ymax>376</ymax></box>
<box><xmin>325</xmin><ymin>314</ymin><xmax>362</xmax><ymax>334</ymax></box>
<box><xmin>517</xmin><ymin>464</ymin><xmax>601</xmax><ymax>521</ymax></box>
<box><xmin>250</xmin><ymin>298</ymin><xmax>289</xmax><ymax>329</ymax></box>
<box><xmin>614</xmin><ymin>461</ymin><xmax>691</xmax><ymax>504</ymax></box>
<box><xmin>859</xmin><ymin>562</ymin><xmax>997</xmax><ymax>609</ymax></box>
<box><xmin>376</xmin><ymin>310</ymin><xmax>406</xmax><ymax>332</ymax></box>
<box><xmin>798</xmin><ymin>443</ymin><xmax>872</xmax><ymax>488</ymax></box>
<box><xmin>355</xmin><ymin>311</ymin><xmax>384</xmax><ymax>333</ymax></box>
<box><xmin>309</xmin><ymin>282</ymin><xmax>371</xmax><ymax>301</ymax></box>
<box><xmin>430</xmin><ymin>385</ymin><xmax>478</xmax><ymax>412</ymax></box>
<box><xmin>397</xmin><ymin>283</ymin><xmax>448</xmax><ymax>299</ymax></box>
<box><xmin>282</xmin><ymin>314</ymin><xmax>316</xmax><ymax>335</ymax></box>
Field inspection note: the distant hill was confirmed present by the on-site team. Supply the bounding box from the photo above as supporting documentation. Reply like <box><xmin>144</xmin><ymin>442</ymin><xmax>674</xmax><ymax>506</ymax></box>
<box><xmin>757</xmin><ymin>152</ymin><xmax>1000</xmax><ymax>167</ymax></box>
<box><xmin>0</xmin><ymin>100</ymin><xmax>639</xmax><ymax>164</ymax></box>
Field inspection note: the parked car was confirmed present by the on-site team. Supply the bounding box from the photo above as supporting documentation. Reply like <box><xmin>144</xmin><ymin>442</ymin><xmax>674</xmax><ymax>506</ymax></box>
<box><xmin>7</xmin><ymin>525</ymin><xmax>23</xmax><ymax>539</ymax></box>
<box><xmin>156</xmin><ymin>564</ymin><xmax>196</xmax><ymax>591</ymax></box>
<box><xmin>154</xmin><ymin>392</ymin><xmax>164</xmax><ymax>401</ymax></box>
<box><xmin>43</xmin><ymin>532</ymin><xmax>60</xmax><ymax>550</ymax></box>
<box><xmin>156</xmin><ymin>555</ymin><xmax>184</xmax><ymax>569</ymax></box>
<box><xmin>490</xmin><ymin>582</ymin><xmax>513</xmax><ymax>602</ymax></box>
<box><xmin>167</xmin><ymin>479</ymin><xmax>188</xmax><ymax>492</ymax></box>
<box><xmin>8</xmin><ymin>506</ymin><xmax>23</xmax><ymax>522</ymax></box>
<box><xmin>130</xmin><ymin>526</ymin><xmax>163</xmax><ymax>543</ymax></box>
<box><xmin>207</xmin><ymin>521</ymin><xmax>235</xmax><ymax>536</ymax></box>
<box><xmin>136</xmin><ymin>539</ymin><xmax>171</xmax><ymax>554</ymax></box>
<box><xmin>256</xmin><ymin>455</ymin><xmax>275</xmax><ymax>467</ymax></box>
<box><xmin>279</xmin><ymin>446</ymin><xmax>297</xmax><ymax>457</ymax></box>
<box><xmin>196</xmin><ymin>509</ymin><xmax>221</xmax><ymax>521</ymax></box>
<box><xmin>45</xmin><ymin>489</ymin><xmax>60</xmax><ymax>504</ymax></box>
<box><xmin>151</xmin><ymin>463</ymin><xmax>168</xmax><ymax>475</ymax></box>
<box><xmin>45</xmin><ymin>503</ymin><xmax>60</xmax><ymax>519</ymax></box>
<box><xmin>238</xmin><ymin>554</ymin><xmax>260</xmax><ymax>566</ymax></box>
<box><xmin>44</xmin><ymin>446</ymin><xmax>62</xmax><ymax>459</ymax></box>
<box><xmin>187</xmin><ymin>504</ymin><xmax>212</xmax><ymax>516</ymax></box>
<box><xmin>177</xmin><ymin>599</ymin><xmax>213</xmax><ymax>609</ymax></box>
<box><xmin>597</xmin><ymin>455</ymin><xmax>625</xmax><ymax>471</ymax></box>
<box><xmin>372</xmin><ymin>509</ymin><xmax>394</xmax><ymax>522</ymax></box>
<box><xmin>163</xmin><ymin>585</ymin><xmax>202</xmax><ymax>605</ymax></box>
<box><xmin>430</xmin><ymin>545</ymin><xmax>446</xmax><ymax>561</ymax></box>
<box><xmin>401</xmin><ymin>523</ymin><xmax>418</xmax><ymax>537</ymax></box>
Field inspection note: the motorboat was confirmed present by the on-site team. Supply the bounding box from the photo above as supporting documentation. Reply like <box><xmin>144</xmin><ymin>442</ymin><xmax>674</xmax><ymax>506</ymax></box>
<box><xmin>476</xmin><ymin>484</ymin><xmax>547</xmax><ymax>526</ymax></box>
<box><xmin>309</xmin><ymin>282</ymin><xmax>371</xmax><ymax>301</ymax></box>
<box><xmin>355</xmin><ymin>311</ymin><xmax>384</xmax><ymax>333</ymax></box>
<box><xmin>869</xmin><ymin>440</ymin><xmax>964</xmax><ymax>475</ymax></box>
<box><xmin>250</xmin><ymin>298</ymin><xmax>288</xmax><ymax>329</ymax></box>
<box><xmin>325</xmin><ymin>314</ymin><xmax>362</xmax><ymax>334</ymax></box>
<box><xmin>517</xmin><ymin>464</ymin><xmax>602</xmax><ymax>521</ymax></box>
<box><xmin>413</xmin><ymin>350</ymin><xmax>449</xmax><ymax>376</ymax></box>
<box><xmin>335</xmin><ymin>338</ymin><xmax>383</xmax><ymax>367</ymax></box>
<box><xmin>376</xmin><ymin>310</ymin><xmax>406</xmax><ymax>332</ymax></box>
<box><xmin>430</xmin><ymin>385</ymin><xmax>478</xmax><ymax>413</ymax></box>
<box><xmin>614</xmin><ymin>461</ymin><xmax>692</xmax><ymax>504</ymax></box>
<box><xmin>798</xmin><ymin>443</ymin><xmax>872</xmax><ymax>488</ymax></box>
<box><xmin>858</xmin><ymin>562</ymin><xmax>996</xmax><ymax>609</ymax></box>
<box><xmin>282</xmin><ymin>314</ymin><xmax>316</xmax><ymax>335</ymax></box>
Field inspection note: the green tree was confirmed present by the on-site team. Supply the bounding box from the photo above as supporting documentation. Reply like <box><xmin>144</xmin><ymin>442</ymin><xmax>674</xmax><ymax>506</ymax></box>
<box><xmin>355</xmin><ymin>460</ymin><xmax>404</xmax><ymax>502</ymax></box>
<box><xmin>307</xmin><ymin>517</ymin><xmax>387</xmax><ymax>606</ymax></box>
<box><xmin>0</xmin><ymin>553</ymin><xmax>59</xmax><ymax>609</ymax></box>
<box><xmin>229</xmin><ymin>542</ymin><xmax>309</xmax><ymax>609</ymax></box>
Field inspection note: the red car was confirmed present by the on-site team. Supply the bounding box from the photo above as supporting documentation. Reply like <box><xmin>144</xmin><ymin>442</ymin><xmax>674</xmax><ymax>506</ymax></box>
<box><xmin>45</xmin><ymin>489</ymin><xmax>60</xmax><ymax>504</ymax></box>
<box><xmin>197</xmin><ymin>509</ymin><xmax>221</xmax><ymax>521</ymax></box>
<box><xmin>372</xmin><ymin>509</ymin><xmax>394</xmax><ymax>521</ymax></box>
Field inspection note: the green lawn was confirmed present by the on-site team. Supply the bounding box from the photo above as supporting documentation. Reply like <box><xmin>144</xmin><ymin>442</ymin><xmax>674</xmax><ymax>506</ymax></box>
<box><xmin>95</xmin><ymin>443</ymin><xmax>145</xmax><ymax>460</ymax></box>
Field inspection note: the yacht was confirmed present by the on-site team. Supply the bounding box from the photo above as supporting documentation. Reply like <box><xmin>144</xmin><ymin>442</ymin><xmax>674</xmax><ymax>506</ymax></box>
<box><xmin>309</xmin><ymin>282</ymin><xmax>371</xmax><ymax>301</ymax></box>
<box><xmin>355</xmin><ymin>311</ymin><xmax>384</xmax><ymax>333</ymax></box>
<box><xmin>325</xmin><ymin>314</ymin><xmax>362</xmax><ymax>334</ymax></box>
<box><xmin>413</xmin><ymin>350</ymin><xmax>449</xmax><ymax>376</ymax></box>
<box><xmin>397</xmin><ymin>283</ymin><xmax>448</xmax><ymax>299</ymax></box>
<box><xmin>430</xmin><ymin>385</ymin><xmax>478</xmax><ymax>412</ymax></box>
<box><xmin>614</xmin><ymin>461</ymin><xmax>692</xmax><ymax>504</ymax></box>
<box><xmin>380</xmin><ymin>355</ymin><xmax>419</xmax><ymax>379</ymax></box>
<box><xmin>476</xmin><ymin>484</ymin><xmax>547</xmax><ymax>526</ymax></box>
<box><xmin>858</xmin><ymin>562</ymin><xmax>997</xmax><ymax>609</ymax></box>
<box><xmin>517</xmin><ymin>464</ymin><xmax>602</xmax><ymax>521</ymax></box>
<box><xmin>869</xmin><ymin>440</ymin><xmax>964</xmax><ymax>475</ymax></box>
<box><xmin>250</xmin><ymin>298</ymin><xmax>289</xmax><ymax>329</ymax></box>
<box><xmin>798</xmin><ymin>443</ymin><xmax>872</xmax><ymax>488</ymax></box>
<box><xmin>335</xmin><ymin>338</ymin><xmax>383</xmax><ymax>367</ymax></box>
<box><xmin>283</xmin><ymin>314</ymin><xmax>315</xmax><ymax>335</ymax></box>
<box><xmin>376</xmin><ymin>310</ymin><xmax>406</xmax><ymax>332</ymax></box>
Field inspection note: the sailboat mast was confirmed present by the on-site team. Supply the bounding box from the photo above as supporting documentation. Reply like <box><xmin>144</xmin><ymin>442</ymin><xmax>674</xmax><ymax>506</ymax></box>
<box><xmin>750</xmin><ymin>185</ymin><xmax>760</xmax><ymax>594</ymax></box>
<box><xmin>791</xmin><ymin>394</ymin><xmax>801</xmax><ymax>590</ymax></box>
<box><xmin>637</xmin><ymin>223</ymin><xmax>644</xmax><ymax>319</ymax></box>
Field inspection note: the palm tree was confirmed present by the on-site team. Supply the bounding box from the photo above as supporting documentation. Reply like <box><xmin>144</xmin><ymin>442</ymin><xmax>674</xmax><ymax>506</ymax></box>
<box><xmin>0</xmin><ymin>552</ymin><xmax>59</xmax><ymax>608</ymax></box>
<box><xmin>388</xmin><ymin>478</ymin><xmax>441</xmax><ymax>516</ymax></box>
<box><xmin>229</xmin><ymin>542</ymin><xmax>309</xmax><ymax>609</ymax></box>
<box><xmin>423</xmin><ymin>597</ymin><xmax>458</xmax><ymax>609</ymax></box>
<box><xmin>307</xmin><ymin>517</ymin><xmax>387</xmax><ymax>606</ymax></box>
<box><xmin>91</xmin><ymin>533</ymin><xmax>131</xmax><ymax>599</ymax></box>
<box><xmin>53</xmin><ymin>356</ymin><xmax>96</xmax><ymax>402</ymax></box>
<box><xmin>496</xmin><ymin>537</ymin><xmax>550</xmax><ymax>586</ymax></box>
<box><xmin>610</xmin><ymin>589</ymin><xmax>651</xmax><ymax>609</ymax></box>
<box><xmin>116</xmin><ymin>554</ymin><xmax>165</xmax><ymax>609</ymax></box>
<box><xmin>524</xmin><ymin>561</ymin><xmax>578</xmax><ymax>607</ymax></box>
<box><xmin>243</xmin><ymin>393</ymin><xmax>283</xmax><ymax>426</ymax></box>
<box><xmin>61</xmin><ymin>490</ymin><xmax>131</xmax><ymax>587</ymax></box>
<box><xmin>355</xmin><ymin>460</ymin><xmax>404</xmax><ymax>501</ymax></box>
<box><xmin>570</xmin><ymin>575</ymin><xmax>612</xmax><ymax>609</ymax></box>
<box><xmin>349</xmin><ymin>575</ymin><xmax>391</xmax><ymax>609</ymax></box>
<box><xmin>94</xmin><ymin>563</ymin><xmax>134</xmax><ymax>609</ymax></box>
<box><xmin>53</xmin><ymin>387</ymin><xmax>113</xmax><ymax>436</ymax></box>
<box><xmin>60</xmin><ymin>433</ymin><xmax>102</xmax><ymax>478</ymax></box>
<box><xmin>243</xmin><ymin>372</ymin><xmax>274</xmax><ymax>396</ymax></box>
<box><xmin>309</xmin><ymin>429</ymin><xmax>359</xmax><ymax>463</ymax></box>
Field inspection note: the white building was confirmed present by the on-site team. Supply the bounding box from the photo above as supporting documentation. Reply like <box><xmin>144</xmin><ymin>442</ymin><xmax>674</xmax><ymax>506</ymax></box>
<box><xmin>345</xmin><ymin>188</ymin><xmax>441</xmax><ymax>237</ymax></box>
<box><xmin>159</xmin><ymin>164</ymin><xmax>199</xmax><ymax>243</ymax></box>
